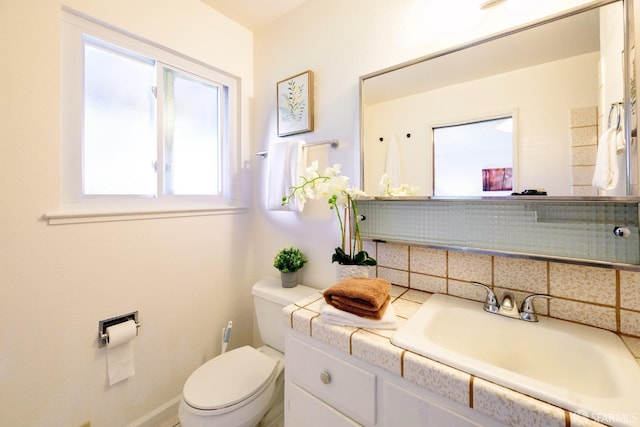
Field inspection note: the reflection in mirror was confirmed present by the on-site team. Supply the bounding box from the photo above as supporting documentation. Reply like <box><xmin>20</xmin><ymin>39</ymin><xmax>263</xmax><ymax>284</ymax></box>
<box><xmin>434</xmin><ymin>116</ymin><xmax>514</xmax><ymax>197</ymax></box>
<box><xmin>361</xmin><ymin>1</ymin><xmax>632</xmax><ymax>198</ymax></box>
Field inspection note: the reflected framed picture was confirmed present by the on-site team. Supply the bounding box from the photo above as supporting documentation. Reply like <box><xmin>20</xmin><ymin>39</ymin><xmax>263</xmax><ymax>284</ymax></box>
<box><xmin>482</xmin><ymin>167</ymin><xmax>513</xmax><ymax>192</ymax></box>
<box><xmin>277</xmin><ymin>70</ymin><xmax>314</xmax><ymax>136</ymax></box>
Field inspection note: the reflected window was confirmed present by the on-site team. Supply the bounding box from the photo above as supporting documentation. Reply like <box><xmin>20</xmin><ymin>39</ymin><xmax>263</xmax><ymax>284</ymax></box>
<box><xmin>433</xmin><ymin>116</ymin><xmax>514</xmax><ymax>196</ymax></box>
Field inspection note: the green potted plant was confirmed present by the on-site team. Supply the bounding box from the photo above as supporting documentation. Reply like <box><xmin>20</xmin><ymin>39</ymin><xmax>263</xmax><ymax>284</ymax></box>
<box><xmin>273</xmin><ymin>247</ymin><xmax>308</xmax><ymax>288</ymax></box>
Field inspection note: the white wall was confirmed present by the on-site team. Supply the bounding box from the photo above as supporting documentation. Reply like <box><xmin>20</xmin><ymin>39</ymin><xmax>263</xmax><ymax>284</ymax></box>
<box><xmin>252</xmin><ymin>0</ymin><xmax>596</xmax><ymax>288</ymax></box>
<box><xmin>0</xmin><ymin>1</ymin><xmax>253</xmax><ymax>426</ymax></box>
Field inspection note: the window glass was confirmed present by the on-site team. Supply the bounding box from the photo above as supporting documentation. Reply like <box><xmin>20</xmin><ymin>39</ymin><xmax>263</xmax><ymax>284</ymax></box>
<box><xmin>83</xmin><ymin>40</ymin><xmax>157</xmax><ymax>196</ymax></box>
<box><xmin>163</xmin><ymin>68</ymin><xmax>220</xmax><ymax>196</ymax></box>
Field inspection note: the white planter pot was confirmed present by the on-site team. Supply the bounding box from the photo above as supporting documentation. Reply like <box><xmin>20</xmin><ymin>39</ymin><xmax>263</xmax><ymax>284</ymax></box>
<box><xmin>335</xmin><ymin>264</ymin><xmax>371</xmax><ymax>281</ymax></box>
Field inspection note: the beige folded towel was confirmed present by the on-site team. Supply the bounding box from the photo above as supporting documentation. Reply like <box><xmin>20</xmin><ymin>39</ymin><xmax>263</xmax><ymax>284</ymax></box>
<box><xmin>323</xmin><ymin>277</ymin><xmax>392</xmax><ymax>320</ymax></box>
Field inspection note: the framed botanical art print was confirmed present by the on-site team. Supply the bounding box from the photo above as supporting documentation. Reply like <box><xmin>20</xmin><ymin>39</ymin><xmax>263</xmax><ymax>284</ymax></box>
<box><xmin>277</xmin><ymin>70</ymin><xmax>314</xmax><ymax>136</ymax></box>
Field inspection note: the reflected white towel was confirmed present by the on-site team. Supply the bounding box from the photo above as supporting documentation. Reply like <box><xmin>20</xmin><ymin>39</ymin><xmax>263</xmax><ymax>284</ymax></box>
<box><xmin>385</xmin><ymin>135</ymin><xmax>402</xmax><ymax>187</ymax></box>
<box><xmin>266</xmin><ymin>140</ymin><xmax>307</xmax><ymax>211</ymax></box>
<box><xmin>616</xmin><ymin>126</ymin><xmax>626</xmax><ymax>153</ymax></box>
<box><xmin>320</xmin><ymin>302</ymin><xmax>399</xmax><ymax>330</ymax></box>
<box><xmin>615</xmin><ymin>105</ymin><xmax>626</xmax><ymax>154</ymax></box>
<box><xmin>592</xmin><ymin>127</ymin><xmax>623</xmax><ymax>190</ymax></box>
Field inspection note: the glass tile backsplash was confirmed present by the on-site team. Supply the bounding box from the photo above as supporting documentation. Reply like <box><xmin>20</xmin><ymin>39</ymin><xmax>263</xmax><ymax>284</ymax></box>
<box><xmin>356</xmin><ymin>199</ymin><xmax>640</xmax><ymax>265</ymax></box>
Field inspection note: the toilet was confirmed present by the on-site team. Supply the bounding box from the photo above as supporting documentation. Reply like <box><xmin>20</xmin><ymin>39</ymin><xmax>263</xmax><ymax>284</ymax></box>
<box><xmin>178</xmin><ymin>278</ymin><xmax>317</xmax><ymax>427</ymax></box>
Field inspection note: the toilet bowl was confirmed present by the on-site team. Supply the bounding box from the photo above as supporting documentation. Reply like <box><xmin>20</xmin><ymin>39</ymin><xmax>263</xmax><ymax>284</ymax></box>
<box><xmin>179</xmin><ymin>346</ymin><xmax>283</xmax><ymax>427</ymax></box>
<box><xmin>178</xmin><ymin>278</ymin><xmax>317</xmax><ymax>427</ymax></box>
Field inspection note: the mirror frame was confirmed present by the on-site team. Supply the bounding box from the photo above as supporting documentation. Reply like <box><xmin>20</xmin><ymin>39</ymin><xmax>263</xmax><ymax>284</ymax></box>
<box><xmin>359</xmin><ymin>0</ymin><xmax>634</xmax><ymax>198</ymax></box>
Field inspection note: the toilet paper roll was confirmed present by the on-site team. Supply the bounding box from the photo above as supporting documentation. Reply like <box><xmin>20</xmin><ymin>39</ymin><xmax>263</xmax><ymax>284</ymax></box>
<box><xmin>106</xmin><ymin>320</ymin><xmax>137</xmax><ymax>386</ymax></box>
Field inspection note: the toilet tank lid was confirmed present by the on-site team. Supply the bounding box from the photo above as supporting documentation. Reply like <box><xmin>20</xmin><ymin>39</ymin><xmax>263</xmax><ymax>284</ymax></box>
<box><xmin>252</xmin><ymin>277</ymin><xmax>318</xmax><ymax>306</ymax></box>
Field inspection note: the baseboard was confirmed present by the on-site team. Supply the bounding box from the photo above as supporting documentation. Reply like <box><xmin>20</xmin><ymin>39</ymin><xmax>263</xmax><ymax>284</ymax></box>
<box><xmin>126</xmin><ymin>394</ymin><xmax>182</xmax><ymax>427</ymax></box>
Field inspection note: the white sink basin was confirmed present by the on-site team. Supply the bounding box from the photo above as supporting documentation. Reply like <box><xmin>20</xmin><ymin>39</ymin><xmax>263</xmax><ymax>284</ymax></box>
<box><xmin>391</xmin><ymin>293</ymin><xmax>640</xmax><ymax>426</ymax></box>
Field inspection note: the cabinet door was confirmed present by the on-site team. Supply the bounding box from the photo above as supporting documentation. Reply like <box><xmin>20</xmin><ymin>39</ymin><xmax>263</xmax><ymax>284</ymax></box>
<box><xmin>286</xmin><ymin>383</ymin><xmax>361</xmax><ymax>427</ymax></box>
<box><xmin>287</xmin><ymin>336</ymin><xmax>376</xmax><ymax>425</ymax></box>
<box><xmin>384</xmin><ymin>382</ymin><xmax>484</xmax><ymax>427</ymax></box>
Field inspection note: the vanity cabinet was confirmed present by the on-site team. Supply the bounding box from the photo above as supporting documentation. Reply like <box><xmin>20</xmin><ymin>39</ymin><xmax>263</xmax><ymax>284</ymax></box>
<box><xmin>285</xmin><ymin>330</ymin><xmax>506</xmax><ymax>427</ymax></box>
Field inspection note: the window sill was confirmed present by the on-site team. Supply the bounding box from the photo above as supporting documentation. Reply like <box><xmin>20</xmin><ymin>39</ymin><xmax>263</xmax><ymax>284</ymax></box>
<box><xmin>43</xmin><ymin>206</ymin><xmax>248</xmax><ymax>225</ymax></box>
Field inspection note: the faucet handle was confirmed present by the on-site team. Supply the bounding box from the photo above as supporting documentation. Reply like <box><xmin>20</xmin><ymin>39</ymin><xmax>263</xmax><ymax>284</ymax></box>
<box><xmin>471</xmin><ymin>282</ymin><xmax>500</xmax><ymax>314</ymax></box>
<box><xmin>520</xmin><ymin>294</ymin><xmax>552</xmax><ymax>322</ymax></box>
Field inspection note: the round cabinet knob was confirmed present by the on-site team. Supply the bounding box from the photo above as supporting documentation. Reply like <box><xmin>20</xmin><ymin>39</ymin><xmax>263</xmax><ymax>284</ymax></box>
<box><xmin>320</xmin><ymin>371</ymin><xmax>331</xmax><ymax>384</ymax></box>
<box><xmin>614</xmin><ymin>226</ymin><xmax>631</xmax><ymax>238</ymax></box>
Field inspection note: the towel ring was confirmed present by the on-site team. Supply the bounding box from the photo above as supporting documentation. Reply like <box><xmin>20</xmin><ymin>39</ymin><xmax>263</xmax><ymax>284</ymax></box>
<box><xmin>608</xmin><ymin>102</ymin><xmax>622</xmax><ymax>130</ymax></box>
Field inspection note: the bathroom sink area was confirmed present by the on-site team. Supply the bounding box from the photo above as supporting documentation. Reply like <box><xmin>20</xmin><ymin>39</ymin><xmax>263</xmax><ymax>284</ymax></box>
<box><xmin>391</xmin><ymin>293</ymin><xmax>640</xmax><ymax>426</ymax></box>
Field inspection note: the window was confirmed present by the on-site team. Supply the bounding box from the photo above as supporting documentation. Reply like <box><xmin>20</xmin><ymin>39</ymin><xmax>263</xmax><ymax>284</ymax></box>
<box><xmin>433</xmin><ymin>116</ymin><xmax>515</xmax><ymax>197</ymax></box>
<box><xmin>60</xmin><ymin>10</ymin><xmax>239</xmax><ymax>215</ymax></box>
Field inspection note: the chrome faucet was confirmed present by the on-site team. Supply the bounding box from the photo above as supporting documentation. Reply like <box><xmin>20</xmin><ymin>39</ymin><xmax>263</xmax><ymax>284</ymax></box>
<box><xmin>471</xmin><ymin>282</ymin><xmax>552</xmax><ymax>322</ymax></box>
<box><xmin>470</xmin><ymin>281</ymin><xmax>500</xmax><ymax>314</ymax></box>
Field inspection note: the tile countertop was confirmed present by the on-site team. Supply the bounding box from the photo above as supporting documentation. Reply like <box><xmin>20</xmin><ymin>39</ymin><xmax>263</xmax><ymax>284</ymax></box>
<box><xmin>283</xmin><ymin>285</ymin><xmax>640</xmax><ymax>427</ymax></box>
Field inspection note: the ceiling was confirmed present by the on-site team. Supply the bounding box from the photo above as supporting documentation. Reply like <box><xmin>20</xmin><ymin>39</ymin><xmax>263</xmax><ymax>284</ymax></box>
<box><xmin>199</xmin><ymin>0</ymin><xmax>309</xmax><ymax>31</ymax></box>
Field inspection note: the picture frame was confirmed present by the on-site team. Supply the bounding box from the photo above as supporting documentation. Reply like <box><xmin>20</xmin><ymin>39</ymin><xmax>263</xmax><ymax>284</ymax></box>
<box><xmin>277</xmin><ymin>70</ymin><xmax>314</xmax><ymax>136</ymax></box>
<box><xmin>482</xmin><ymin>167</ymin><xmax>513</xmax><ymax>192</ymax></box>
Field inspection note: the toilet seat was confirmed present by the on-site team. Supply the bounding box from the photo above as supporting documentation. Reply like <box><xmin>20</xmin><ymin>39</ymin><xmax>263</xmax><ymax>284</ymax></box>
<box><xmin>183</xmin><ymin>346</ymin><xmax>278</xmax><ymax>413</ymax></box>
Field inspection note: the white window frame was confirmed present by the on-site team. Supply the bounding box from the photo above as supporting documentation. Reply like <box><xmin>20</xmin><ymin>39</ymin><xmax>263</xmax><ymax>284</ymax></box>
<box><xmin>54</xmin><ymin>9</ymin><xmax>242</xmax><ymax>224</ymax></box>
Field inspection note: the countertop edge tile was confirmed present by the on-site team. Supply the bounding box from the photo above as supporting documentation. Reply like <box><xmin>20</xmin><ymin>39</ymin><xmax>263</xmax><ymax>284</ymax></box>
<box><xmin>351</xmin><ymin>329</ymin><xmax>403</xmax><ymax>376</ymax></box>
<box><xmin>310</xmin><ymin>317</ymin><xmax>357</xmax><ymax>354</ymax></box>
<box><xmin>569</xmin><ymin>411</ymin><xmax>616</xmax><ymax>427</ymax></box>
<box><xmin>291</xmin><ymin>307</ymin><xmax>318</xmax><ymax>336</ymax></box>
<box><xmin>473</xmin><ymin>377</ymin><xmax>567</xmax><ymax>427</ymax></box>
<box><xmin>403</xmin><ymin>350</ymin><xmax>470</xmax><ymax>407</ymax></box>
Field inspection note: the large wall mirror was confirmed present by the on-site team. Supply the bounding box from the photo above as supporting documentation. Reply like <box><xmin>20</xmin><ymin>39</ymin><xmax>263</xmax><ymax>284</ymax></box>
<box><xmin>361</xmin><ymin>0</ymin><xmax>636</xmax><ymax>198</ymax></box>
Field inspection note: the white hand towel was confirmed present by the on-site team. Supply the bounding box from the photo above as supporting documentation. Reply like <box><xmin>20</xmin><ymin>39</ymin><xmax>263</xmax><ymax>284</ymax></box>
<box><xmin>385</xmin><ymin>135</ymin><xmax>402</xmax><ymax>187</ymax></box>
<box><xmin>616</xmin><ymin>127</ymin><xmax>626</xmax><ymax>154</ymax></box>
<box><xmin>592</xmin><ymin>127</ymin><xmax>619</xmax><ymax>190</ymax></box>
<box><xmin>320</xmin><ymin>302</ymin><xmax>399</xmax><ymax>330</ymax></box>
<box><xmin>616</xmin><ymin>106</ymin><xmax>626</xmax><ymax>154</ymax></box>
<box><xmin>266</xmin><ymin>140</ymin><xmax>307</xmax><ymax>211</ymax></box>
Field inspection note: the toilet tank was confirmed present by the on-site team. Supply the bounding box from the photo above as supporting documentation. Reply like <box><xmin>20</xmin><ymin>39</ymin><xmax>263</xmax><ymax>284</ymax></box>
<box><xmin>252</xmin><ymin>277</ymin><xmax>318</xmax><ymax>352</ymax></box>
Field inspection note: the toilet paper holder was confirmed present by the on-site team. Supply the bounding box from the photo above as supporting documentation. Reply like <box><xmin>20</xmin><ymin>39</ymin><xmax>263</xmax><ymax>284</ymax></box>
<box><xmin>98</xmin><ymin>311</ymin><xmax>141</xmax><ymax>347</ymax></box>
